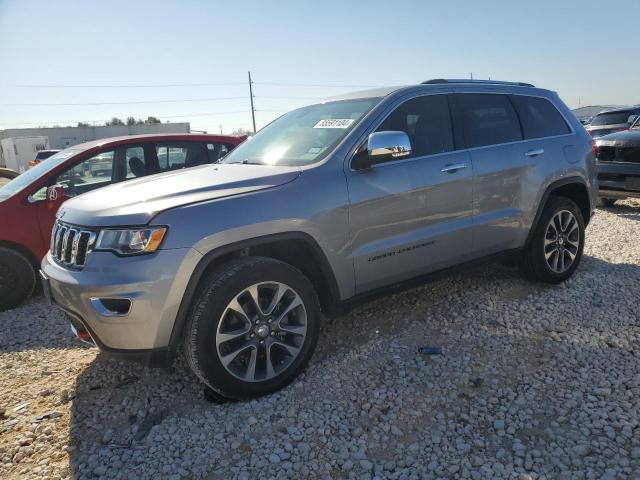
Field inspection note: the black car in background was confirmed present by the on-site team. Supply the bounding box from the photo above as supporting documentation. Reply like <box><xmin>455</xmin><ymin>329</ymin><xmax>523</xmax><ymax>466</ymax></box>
<box><xmin>587</xmin><ymin>106</ymin><xmax>640</xmax><ymax>139</ymax></box>
<box><xmin>596</xmin><ymin>116</ymin><xmax>640</xmax><ymax>206</ymax></box>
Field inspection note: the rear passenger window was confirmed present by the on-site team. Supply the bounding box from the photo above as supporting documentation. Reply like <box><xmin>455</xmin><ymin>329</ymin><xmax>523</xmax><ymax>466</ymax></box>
<box><xmin>512</xmin><ymin>96</ymin><xmax>570</xmax><ymax>139</ymax></box>
<box><xmin>155</xmin><ymin>142</ymin><xmax>210</xmax><ymax>172</ymax></box>
<box><xmin>453</xmin><ymin>94</ymin><xmax>522</xmax><ymax>148</ymax></box>
<box><xmin>376</xmin><ymin>94</ymin><xmax>454</xmax><ymax>158</ymax></box>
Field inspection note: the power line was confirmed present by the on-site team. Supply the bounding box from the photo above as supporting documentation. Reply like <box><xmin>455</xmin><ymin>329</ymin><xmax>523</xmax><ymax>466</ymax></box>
<box><xmin>257</xmin><ymin>82</ymin><xmax>381</xmax><ymax>88</ymax></box>
<box><xmin>5</xmin><ymin>95</ymin><xmax>321</xmax><ymax>106</ymax></box>
<box><xmin>6</xmin><ymin>82</ymin><xmax>246</xmax><ymax>88</ymax></box>
<box><xmin>0</xmin><ymin>109</ymin><xmax>286</xmax><ymax>127</ymax></box>
<box><xmin>5</xmin><ymin>81</ymin><xmax>380</xmax><ymax>89</ymax></box>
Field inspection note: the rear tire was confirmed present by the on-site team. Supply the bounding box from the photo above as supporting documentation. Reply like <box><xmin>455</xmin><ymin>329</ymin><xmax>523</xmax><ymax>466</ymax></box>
<box><xmin>520</xmin><ymin>196</ymin><xmax>585</xmax><ymax>284</ymax></box>
<box><xmin>0</xmin><ymin>248</ymin><xmax>36</xmax><ymax>311</ymax></box>
<box><xmin>183</xmin><ymin>257</ymin><xmax>320</xmax><ymax>400</ymax></box>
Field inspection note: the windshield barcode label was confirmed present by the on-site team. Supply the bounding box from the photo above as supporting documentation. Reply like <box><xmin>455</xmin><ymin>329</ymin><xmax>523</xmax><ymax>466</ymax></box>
<box><xmin>313</xmin><ymin>119</ymin><xmax>354</xmax><ymax>129</ymax></box>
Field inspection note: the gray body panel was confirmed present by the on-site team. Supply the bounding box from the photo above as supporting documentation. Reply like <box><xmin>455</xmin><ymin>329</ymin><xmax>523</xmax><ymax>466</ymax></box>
<box><xmin>42</xmin><ymin>82</ymin><xmax>596</xmax><ymax>352</ymax></box>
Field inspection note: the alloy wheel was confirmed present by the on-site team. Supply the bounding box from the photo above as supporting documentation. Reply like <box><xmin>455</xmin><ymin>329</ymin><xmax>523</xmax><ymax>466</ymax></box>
<box><xmin>544</xmin><ymin>210</ymin><xmax>580</xmax><ymax>274</ymax></box>
<box><xmin>215</xmin><ymin>282</ymin><xmax>307</xmax><ymax>382</ymax></box>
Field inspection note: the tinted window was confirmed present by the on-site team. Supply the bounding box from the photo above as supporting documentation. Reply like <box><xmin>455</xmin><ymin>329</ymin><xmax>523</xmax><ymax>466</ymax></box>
<box><xmin>54</xmin><ymin>150</ymin><xmax>116</xmax><ymax>197</ymax></box>
<box><xmin>125</xmin><ymin>146</ymin><xmax>147</xmax><ymax>178</ymax></box>
<box><xmin>206</xmin><ymin>142</ymin><xmax>232</xmax><ymax>162</ymax></box>
<box><xmin>590</xmin><ymin>111</ymin><xmax>633</xmax><ymax>126</ymax></box>
<box><xmin>377</xmin><ymin>94</ymin><xmax>454</xmax><ymax>158</ymax></box>
<box><xmin>512</xmin><ymin>96</ymin><xmax>570</xmax><ymax>139</ymax></box>
<box><xmin>155</xmin><ymin>142</ymin><xmax>209</xmax><ymax>172</ymax></box>
<box><xmin>453</xmin><ymin>94</ymin><xmax>522</xmax><ymax>148</ymax></box>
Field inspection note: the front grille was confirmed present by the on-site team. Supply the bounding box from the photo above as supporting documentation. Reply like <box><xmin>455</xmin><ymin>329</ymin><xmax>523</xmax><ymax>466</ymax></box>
<box><xmin>597</xmin><ymin>146</ymin><xmax>640</xmax><ymax>164</ymax></box>
<box><xmin>51</xmin><ymin>221</ymin><xmax>96</xmax><ymax>269</ymax></box>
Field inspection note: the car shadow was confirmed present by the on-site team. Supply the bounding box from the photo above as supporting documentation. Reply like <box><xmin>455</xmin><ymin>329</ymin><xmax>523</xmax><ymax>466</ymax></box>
<box><xmin>0</xmin><ymin>293</ymin><xmax>92</xmax><ymax>354</ymax></box>
<box><xmin>603</xmin><ymin>201</ymin><xmax>640</xmax><ymax>221</ymax></box>
<box><xmin>58</xmin><ymin>253</ymin><xmax>640</xmax><ymax>479</ymax></box>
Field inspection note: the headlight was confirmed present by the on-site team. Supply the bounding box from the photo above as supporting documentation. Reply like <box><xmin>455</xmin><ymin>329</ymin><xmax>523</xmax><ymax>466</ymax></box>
<box><xmin>95</xmin><ymin>227</ymin><xmax>167</xmax><ymax>256</ymax></box>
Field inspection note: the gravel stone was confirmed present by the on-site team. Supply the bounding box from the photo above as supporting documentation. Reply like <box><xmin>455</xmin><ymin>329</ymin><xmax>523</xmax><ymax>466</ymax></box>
<box><xmin>1</xmin><ymin>201</ymin><xmax>640</xmax><ymax>479</ymax></box>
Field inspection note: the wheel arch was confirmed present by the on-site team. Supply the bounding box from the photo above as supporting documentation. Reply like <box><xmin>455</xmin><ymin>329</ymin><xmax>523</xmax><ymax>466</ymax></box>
<box><xmin>526</xmin><ymin>177</ymin><xmax>591</xmax><ymax>248</ymax></box>
<box><xmin>0</xmin><ymin>240</ymin><xmax>39</xmax><ymax>270</ymax></box>
<box><xmin>166</xmin><ymin>232</ymin><xmax>341</xmax><ymax>356</ymax></box>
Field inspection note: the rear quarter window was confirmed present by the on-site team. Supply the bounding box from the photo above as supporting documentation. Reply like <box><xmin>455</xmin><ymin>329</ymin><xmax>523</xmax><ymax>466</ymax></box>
<box><xmin>511</xmin><ymin>96</ymin><xmax>571</xmax><ymax>139</ymax></box>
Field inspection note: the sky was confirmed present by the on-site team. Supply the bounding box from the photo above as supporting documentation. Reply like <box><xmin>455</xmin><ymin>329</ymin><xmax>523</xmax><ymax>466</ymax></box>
<box><xmin>1</xmin><ymin>0</ymin><xmax>639</xmax><ymax>133</ymax></box>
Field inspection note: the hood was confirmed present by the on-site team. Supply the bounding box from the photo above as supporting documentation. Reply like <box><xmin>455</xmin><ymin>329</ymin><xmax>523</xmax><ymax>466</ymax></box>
<box><xmin>58</xmin><ymin>163</ymin><xmax>301</xmax><ymax>227</ymax></box>
<box><xmin>596</xmin><ymin>129</ymin><xmax>640</xmax><ymax>146</ymax></box>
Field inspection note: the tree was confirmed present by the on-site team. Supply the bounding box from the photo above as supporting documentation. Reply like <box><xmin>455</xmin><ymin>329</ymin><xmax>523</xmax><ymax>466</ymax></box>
<box><xmin>77</xmin><ymin>122</ymin><xmax>90</xmax><ymax>127</ymax></box>
<box><xmin>126</xmin><ymin>116</ymin><xmax>136</xmax><ymax>126</ymax></box>
<box><xmin>105</xmin><ymin>117</ymin><xmax>125</xmax><ymax>126</ymax></box>
<box><xmin>145</xmin><ymin>116</ymin><xmax>161</xmax><ymax>124</ymax></box>
<box><xmin>231</xmin><ymin>127</ymin><xmax>253</xmax><ymax>136</ymax></box>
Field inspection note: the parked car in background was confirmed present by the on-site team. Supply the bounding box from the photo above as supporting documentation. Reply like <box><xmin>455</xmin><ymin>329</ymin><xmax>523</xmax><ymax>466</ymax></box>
<box><xmin>41</xmin><ymin>79</ymin><xmax>596</xmax><ymax>399</ymax></box>
<box><xmin>586</xmin><ymin>106</ymin><xmax>640</xmax><ymax>138</ymax></box>
<box><xmin>0</xmin><ymin>167</ymin><xmax>18</xmax><ymax>188</ymax></box>
<box><xmin>28</xmin><ymin>149</ymin><xmax>61</xmax><ymax>168</ymax></box>
<box><xmin>595</xmin><ymin>116</ymin><xmax>640</xmax><ymax>206</ymax></box>
<box><xmin>0</xmin><ymin>133</ymin><xmax>246</xmax><ymax>311</ymax></box>
<box><xmin>1</xmin><ymin>136</ymin><xmax>50</xmax><ymax>173</ymax></box>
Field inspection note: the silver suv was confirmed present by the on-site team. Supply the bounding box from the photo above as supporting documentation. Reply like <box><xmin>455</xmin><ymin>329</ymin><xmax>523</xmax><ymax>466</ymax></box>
<box><xmin>41</xmin><ymin>79</ymin><xmax>597</xmax><ymax>399</ymax></box>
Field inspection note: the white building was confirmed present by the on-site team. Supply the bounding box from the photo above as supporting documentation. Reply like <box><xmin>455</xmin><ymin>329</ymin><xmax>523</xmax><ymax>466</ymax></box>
<box><xmin>0</xmin><ymin>123</ymin><xmax>190</xmax><ymax>167</ymax></box>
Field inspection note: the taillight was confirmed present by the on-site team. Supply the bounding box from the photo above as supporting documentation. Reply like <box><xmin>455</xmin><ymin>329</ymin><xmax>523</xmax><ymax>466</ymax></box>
<box><xmin>591</xmin><ymin>140</ymin><xmax>598</xmax><ymax>157</ymax></box>
<box><xmin>28</xmin><ymin>160</ymin><xmax>38</xmax><ymax>167</ymax></box>
<box><xmin>587</xmin><ymin>130</ymin><xmax>593</xmax><ymax>136</ymax></box>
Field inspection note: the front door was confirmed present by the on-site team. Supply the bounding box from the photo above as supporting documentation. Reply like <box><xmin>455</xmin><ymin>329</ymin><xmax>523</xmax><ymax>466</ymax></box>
<box><xmin>346</xmin><ymin>94</ymin><xmax>474</xmax><ymax>294</ymax></box>
<box><xmin>34</xmin><ymin>148</ymin><xmax>118</xmax><ymax>249</ymax></box>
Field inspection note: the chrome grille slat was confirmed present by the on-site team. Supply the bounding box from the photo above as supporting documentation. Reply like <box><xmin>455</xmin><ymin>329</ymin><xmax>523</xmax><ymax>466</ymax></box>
<box><xmin>51</xmin><ymin>220</ymin><xmax>95</xmax><ymax>270</ymax></box>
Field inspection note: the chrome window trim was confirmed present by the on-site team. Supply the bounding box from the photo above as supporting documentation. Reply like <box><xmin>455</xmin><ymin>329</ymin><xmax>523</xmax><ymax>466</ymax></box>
<box><xmin>347</xmin><ymin>89</ymin><xmax>578</xmax><ymax>171</ymax></box>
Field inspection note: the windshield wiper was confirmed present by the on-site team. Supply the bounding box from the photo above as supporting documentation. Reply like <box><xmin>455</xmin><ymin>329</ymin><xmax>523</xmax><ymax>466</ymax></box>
<box><xmin>227</xmin><ymin>159</ymin><xmax>265</xmax><ymax>165</ymax></box>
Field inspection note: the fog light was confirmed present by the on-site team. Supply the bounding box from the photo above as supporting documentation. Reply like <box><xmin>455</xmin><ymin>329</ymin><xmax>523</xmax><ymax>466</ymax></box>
<box><xmin>90</xmin><ymin>297</ymin><xmax>132</xmax><ymax>317</ymax></box>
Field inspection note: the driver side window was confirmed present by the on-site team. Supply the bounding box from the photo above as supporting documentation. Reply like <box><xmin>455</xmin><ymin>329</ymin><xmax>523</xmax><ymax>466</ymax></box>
<box><xmin>376</xmin><ymin>95</ymin><xmax>454</xmax><ymax>159</ymax></box>
<box><xmin>53</xmin><ymin>150</ymin><xmax>116</xmax><ymax>197</ymax></box>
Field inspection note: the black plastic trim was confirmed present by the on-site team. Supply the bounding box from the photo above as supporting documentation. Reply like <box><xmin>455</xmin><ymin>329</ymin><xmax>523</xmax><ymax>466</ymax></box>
<box><xmin>52</xmin><ymin>301</ymin><xmax>172</xmax><ymax>368</ymax></box>
<box><xmin>337</xmin><ymin>248</ymin><xmax>523</xmax><ymax>316</ymax></box>
<box><xmin>525</xmin><ymin>176</ymin><xmax>591</xmax><ymax>248</ymax></box>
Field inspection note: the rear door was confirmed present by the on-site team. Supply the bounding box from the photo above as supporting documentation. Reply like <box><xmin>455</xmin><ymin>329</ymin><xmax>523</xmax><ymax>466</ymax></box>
<box><xmin>346</xmin><ymin>94</ymin><xmax>474</xmax><ymax>293</ymax></box>
<box><xmin>154</xmin><ymin>141</ymin><xmax>212</xmax><ymax>172</ymax></box>
<box><xmin>450</xmin><ymin>93</ymin><xmax>526</xmax><ymax>256</ymax></box>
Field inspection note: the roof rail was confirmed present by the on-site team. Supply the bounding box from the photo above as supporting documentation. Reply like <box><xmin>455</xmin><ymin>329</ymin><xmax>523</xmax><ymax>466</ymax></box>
<box><xmin>422</xmin><ymin>78</ymin><xmax>535</xmax><ymax>87</ymax></box>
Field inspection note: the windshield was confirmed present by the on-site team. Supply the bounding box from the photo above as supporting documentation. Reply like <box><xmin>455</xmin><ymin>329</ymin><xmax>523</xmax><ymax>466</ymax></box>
<box><xmin>220</xmin><ymin>98</ymin><xmax>380</xmax><ymax>166</ymax></box>
<box><xmin>590</xmin><ymin>111</ymin><xmax>633</xmax><ymax>126</ymax></box>
<box><xmin>0</xmin><ymin>148</ymin><xmax>80</xmax><ymax>201</ymax></box>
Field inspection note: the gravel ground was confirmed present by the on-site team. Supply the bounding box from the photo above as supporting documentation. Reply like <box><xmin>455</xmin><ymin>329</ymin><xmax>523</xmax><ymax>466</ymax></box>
<box><xmin>1</xmin><ymin>200</ymin><xmax>639</xmax><ymax>480</ymax></box>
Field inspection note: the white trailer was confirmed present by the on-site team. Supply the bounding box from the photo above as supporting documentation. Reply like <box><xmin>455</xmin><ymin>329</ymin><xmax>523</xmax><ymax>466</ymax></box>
<box><xmin>0</xmin><ymin>136</ymin><xmax>50</xmax><ymax>172</ymax></box>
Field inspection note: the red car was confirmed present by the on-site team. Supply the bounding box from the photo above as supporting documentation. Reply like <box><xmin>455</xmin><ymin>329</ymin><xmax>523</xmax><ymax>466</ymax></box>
<box><xmin>0</xmin><ymin>133</ymin><xmax>246</xmax><ymax>310</ymax></box>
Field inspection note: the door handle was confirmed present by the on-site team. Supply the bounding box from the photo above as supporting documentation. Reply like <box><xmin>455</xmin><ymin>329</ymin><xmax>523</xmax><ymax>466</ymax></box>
<box><xmin>525</xmin><ymin>148</ymin><xmax>545</xmax><ymax>157</ymax></box>
<box><xmin>440</xmin><ymin>163</ymin><xmax>467</xmax><ymax>173</ymax></box>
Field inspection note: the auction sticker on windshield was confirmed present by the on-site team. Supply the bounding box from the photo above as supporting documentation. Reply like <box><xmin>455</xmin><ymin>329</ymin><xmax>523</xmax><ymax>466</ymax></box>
<box><xmin>313</xmin><ymin>119</ymin><xmax>354</xmax><ymax>129</ymax></box>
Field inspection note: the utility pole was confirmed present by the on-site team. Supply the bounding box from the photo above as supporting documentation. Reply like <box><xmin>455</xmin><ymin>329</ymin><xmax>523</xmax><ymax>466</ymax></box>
<box><xmin>248</xmin><ymin>71</ymin><xmax>257</xmax><ymax>134</ymax></box>
<box><xmin>470</xmin><ymin>72</ymin><xmax>473</xmax><ymax>80</ymax></box>
<box><xmin>219</xmin><ymin>125</ymin><xmax>223</xmax><ymax>134</ymax></box>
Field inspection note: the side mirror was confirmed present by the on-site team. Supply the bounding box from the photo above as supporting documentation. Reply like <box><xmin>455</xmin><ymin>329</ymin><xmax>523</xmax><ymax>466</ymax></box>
<box><xmin>627</xmin><ymin>114</ymin><xmax>638</xmax><ymax>125</ymax></box>
<box><xmin>352</xmin><ymin>131</ymin><xmax>412</xmax><ymax>170</ymax></box>
<box><xmin>47</xmin><ymin>184</ymin><xmax>66</xmax><ymax>203</ymax></box>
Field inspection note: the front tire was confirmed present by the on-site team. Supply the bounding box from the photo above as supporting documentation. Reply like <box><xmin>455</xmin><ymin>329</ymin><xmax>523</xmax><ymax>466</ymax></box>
<box><xmin>0</xmin><ymin>248</ymin><xmax>36</xmax><ymax>311</ymax></box>
<box><xmin>520</xmin><ymin>196</ymin><xmax>585</xmax><ymax>284</ymax></box>
<box><xmin>183</xmin><ymin>257</ymin><xmax>320</xmax><ymax>400</ymax></box>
